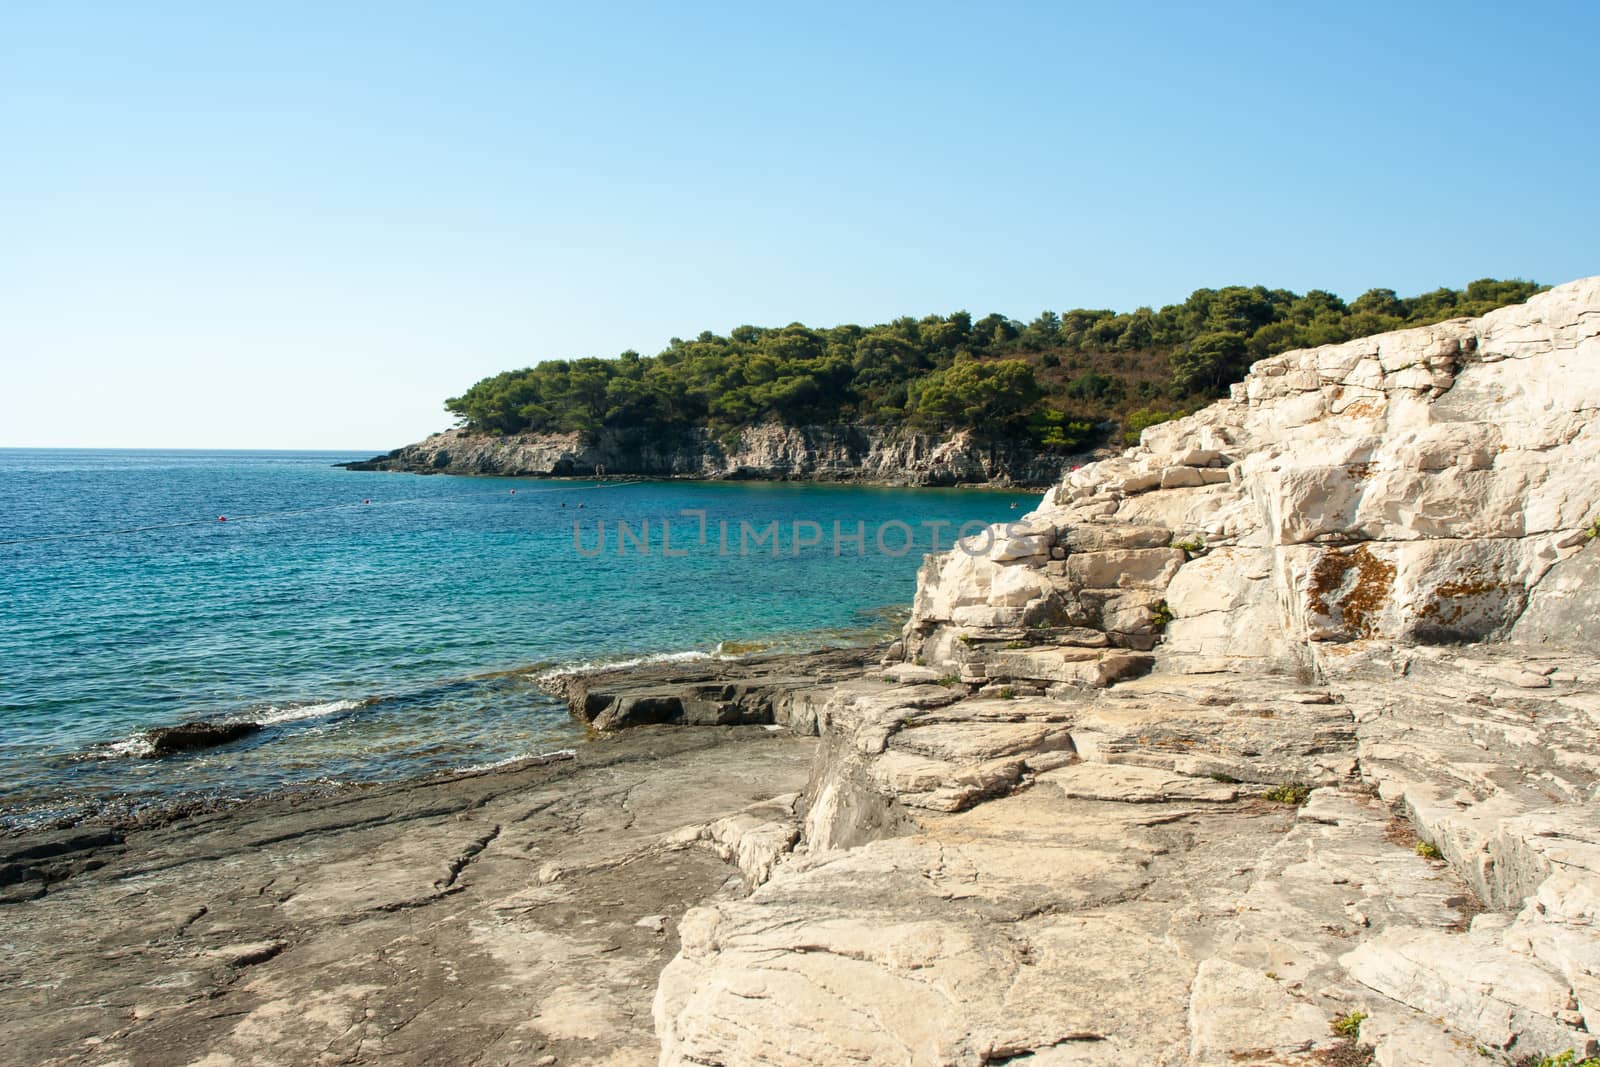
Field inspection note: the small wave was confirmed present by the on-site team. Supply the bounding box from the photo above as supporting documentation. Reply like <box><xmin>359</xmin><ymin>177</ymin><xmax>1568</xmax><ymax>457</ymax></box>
<box><xmin>714</xmin><ymin>639</ymin><xmax>771</xmax><ymax>656</ymax></box>
<box><xmin>252</xmin><ymin>698</ymin><xmax>363</xmax><ymax>726</ymax></box>
<box><xmin>455</xmin><ymin>748</ymin><xmax>577</xmax><ymax>774</ymax></box>
<box><xmin>533</xmin><ymin>649</ymin><xmax>715</xmax><ymax>686</ymax></box>
<box><xmin>96</xmin><ymin>735</ymin><xmax>157</xmax><ymax>760</ymax></box>
<box><xmin>80</xmin><ymin>698</ymin><xmax>364</xmax><ymax>761</ymax></box>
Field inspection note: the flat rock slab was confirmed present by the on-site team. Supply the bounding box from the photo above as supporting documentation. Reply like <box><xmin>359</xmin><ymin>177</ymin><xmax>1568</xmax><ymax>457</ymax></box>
<box><xmin>658</xmin><ymin>785</ymin><xmax>1295</xmax><ymax>1065</ymax></box>
<box><xmin>1039</xmin><ymin>762</ymin><xmax>1241</xmax><ymax>803</ymax></box>
<box><xmin>553</xmin><ymin>646</ymin><xmax>877</xmax><ymax>732</ymax></box>
<box><xmin>0</xmin><ymin>727</ymin><xmax>816</xmax><ymax>1067</ymax></box>
<box><xmin>663</xmin><ymin>657</ymin><xmax>1600</xmax><ymax>1063</ymax></box>
<box><xmin>888</xmin><ymin>720</ymin><xmax>1076</xmax><ymax>763</ymax></box>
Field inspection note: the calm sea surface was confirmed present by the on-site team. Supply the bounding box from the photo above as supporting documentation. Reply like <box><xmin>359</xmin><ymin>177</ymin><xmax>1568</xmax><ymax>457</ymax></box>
<box><xmin>0</xmin><ymin>449</ymin><xmax>1031</xmax><ymax>826</ymax></box>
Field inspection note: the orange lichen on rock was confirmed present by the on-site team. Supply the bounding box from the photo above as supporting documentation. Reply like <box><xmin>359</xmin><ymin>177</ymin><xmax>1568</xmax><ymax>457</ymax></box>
<box><xmin>1307</xmin><ymin>544</ymin><xmax>1396</xmax><ymax>639</ymax></box>
<box><xmin>1418</xmin><ymin>566</ymin><xmax>1507</xmax><ymax>628</ymax></box>
<box><xmin>1339</xmin><ymin>397</ymin><xmax>1386</xmax><ymax>420</ymax></box>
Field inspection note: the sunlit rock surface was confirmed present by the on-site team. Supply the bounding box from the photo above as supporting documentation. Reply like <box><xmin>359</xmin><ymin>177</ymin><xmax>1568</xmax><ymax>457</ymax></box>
<box><xmin>657</xmin><ymin>279</ymin><xmax>1600</xmax><ymax>1064</ymax></box>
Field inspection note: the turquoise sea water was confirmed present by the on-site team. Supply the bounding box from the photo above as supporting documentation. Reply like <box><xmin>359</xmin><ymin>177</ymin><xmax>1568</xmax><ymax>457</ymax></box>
<box><xmin>0</xmin><ymin>449</ymin><xmax>1031</xmax><ymax>827</ymax></box>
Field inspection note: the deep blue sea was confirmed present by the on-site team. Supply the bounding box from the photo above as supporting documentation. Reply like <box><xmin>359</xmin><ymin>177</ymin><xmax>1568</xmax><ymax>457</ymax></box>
<box><xmin>0</xmin><ymin>449</ymin><xmax>1031</xmax><ymax>827</ymax></box>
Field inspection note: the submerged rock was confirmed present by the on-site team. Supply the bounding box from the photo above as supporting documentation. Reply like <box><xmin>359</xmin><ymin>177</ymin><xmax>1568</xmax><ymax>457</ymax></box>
<box><xmin>143</xmin><ymin>720</ymin><xmax>261</xmax><ymax>756</ymax></box>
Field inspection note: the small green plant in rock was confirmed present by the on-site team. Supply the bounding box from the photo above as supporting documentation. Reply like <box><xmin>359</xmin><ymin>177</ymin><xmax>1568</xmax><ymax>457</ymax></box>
<box><xmin>1263</xmin><ymin>782</ymin><xmax>1312</xmax><ymax>805</ymax></box>
<box><xmin>1586</xmin><ymin>515</ymin><xmax>1600</xmax><ymax>541</ymax></box>
<box><xmin>996</xmin><ymin>686</ymin><xmax>1016</xmax><ymax>700</ymax></box>
<box><xmin>1172</xmin><ymin>534</ymin><xmax>1206</xmax><ymax>556</ymax></box>
<box><xmin>1415</xmin><ymin>840</ymin><xmax>1442</xmax><ymax>860</ymax></box>
<box><xmin>1004</xmin><ymin>640</ymin><xmax>1028</xmax><ymax>649</ymax></box>
<box><xmin>1518</xmin><ymin>1051</ymin><xmax>1600</xmax><ymax>1067</ymax></box>
<box><xmin>1331</xmin><ymin>1010</ymin><xmax>1367</xmax><ymax>1038</ymax></box>
<box><xmin>1149</xmin><ymin>600</ymin><xmax>1174</xmax><ymax>632</ymax></box>
<box><xmin>938</xmin><ymin>675</ymin><xmax>962</xmax><ymax>688</ymax></box>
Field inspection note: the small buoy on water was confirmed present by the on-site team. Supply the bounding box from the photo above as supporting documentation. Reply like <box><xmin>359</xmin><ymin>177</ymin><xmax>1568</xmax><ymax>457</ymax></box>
<box><xmin>510</xmin><ymin>489</ymin><xmax>516</xmax><ymax>495</ymax></box>
<box><xmin>363</xmin><ymin>499</ymin><xmax>370</xmax><ymax>505</ymax></box>
<box><xmin>218</xmin><ymin>516</ymin><xmax>227</xmax><ymax>522</ymax></box>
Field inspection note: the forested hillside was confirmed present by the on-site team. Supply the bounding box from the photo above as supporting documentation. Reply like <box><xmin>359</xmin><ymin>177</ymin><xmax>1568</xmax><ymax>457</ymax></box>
<box><xmin>444</xmin><ymin>279</ymin><xmax>1542</xmax><ymax>450</ymax></box>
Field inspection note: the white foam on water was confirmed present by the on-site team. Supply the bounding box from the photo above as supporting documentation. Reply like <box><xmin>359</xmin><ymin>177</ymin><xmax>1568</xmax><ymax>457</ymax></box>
<box><xmin>81</xmin><ymin>698</ymin><xmax>362</xmax><ymax>761</ymax></box>
<box><xmin>712</xmin><ymin>640</ymin><xmax>771</xmax><ymax>657</ymax></box>
<box><xmin>455</xmin><ymin>748</ymin><xmax>577</xmax><ymax>774</ymax></box>
<box><xmin>533</xmin><ymin>649</ymin><xmax>715</xmax><ymax>686</ymax></box>
<box><xmin>252</xmin><ymin>699</ymin><xmax>362</xmax><ymax>726</ymax></box>
<box><xmin>96</xmin><ymin>735</ymin><xmax>157</xmax><ymax>759</ymax></box>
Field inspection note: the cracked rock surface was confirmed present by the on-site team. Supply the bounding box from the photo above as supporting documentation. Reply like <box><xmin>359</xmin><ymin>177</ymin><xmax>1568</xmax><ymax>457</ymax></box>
<box><xmin>654</xmin><ymin>280</ymin><xmax>1600</xmax><ymax>1064</ymax></box>
<box><xmin>0</xmin><ymin>727</ymin><xmax>815</xmax><ymax>1066</ymax></box>
<box><xmin>654</xmin><ymin>653</ymin><xmax>1600</xmax><ymax>1065</ymax></box>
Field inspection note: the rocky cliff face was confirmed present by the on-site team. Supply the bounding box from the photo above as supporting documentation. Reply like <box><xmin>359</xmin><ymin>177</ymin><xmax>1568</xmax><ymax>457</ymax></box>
<box><xmin>651</xmin><ymin>278</ymin><xmax>1600</xmax><ymax>1064</ymax></box>
<box><xmin>344</xmin><ymin>423</ymin><xmax>1076</xmax><ymax>487</ymax></box>
<box><xmin>900</xmin><ymin>276</ymin><xmax>1600</xmax><ymax>682</ymax></box>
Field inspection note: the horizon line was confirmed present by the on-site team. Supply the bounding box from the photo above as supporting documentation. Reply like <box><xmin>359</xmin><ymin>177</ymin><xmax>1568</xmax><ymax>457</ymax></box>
<box><xmin>0</xmin><ymin>445</ymin><xmax>388</xmax><ymax>453</ymax></box>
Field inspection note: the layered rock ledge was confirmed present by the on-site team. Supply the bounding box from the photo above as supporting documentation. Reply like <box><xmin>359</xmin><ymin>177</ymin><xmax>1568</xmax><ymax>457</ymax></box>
<box><xmin>550</xmin><ymin>647</ymin><xmax>877</xmax><ymax>734</ymax></box>
<box><xmin>650</xmin><ymin>278</ymin><xmax>1600</xmax><ymax>1064</ymax></box>
<box><xmin>655</xmin><ymin>647</ymin><xmax>1599</xmax><ymax>1065</ymax></box>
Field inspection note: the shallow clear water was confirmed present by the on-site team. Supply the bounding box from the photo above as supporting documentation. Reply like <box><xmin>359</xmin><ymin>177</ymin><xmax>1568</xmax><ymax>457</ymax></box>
<box><xmin>0</xmin><ymin>449</ymin><xmax>1031</xmax><ymax>825</ymax></box>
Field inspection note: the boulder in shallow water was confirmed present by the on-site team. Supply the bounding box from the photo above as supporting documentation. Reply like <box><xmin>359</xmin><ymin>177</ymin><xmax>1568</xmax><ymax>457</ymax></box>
<box><xmin>143</xmin><ymin>720</ymin><xmax>261</xmax><ymax>756</ymax></box>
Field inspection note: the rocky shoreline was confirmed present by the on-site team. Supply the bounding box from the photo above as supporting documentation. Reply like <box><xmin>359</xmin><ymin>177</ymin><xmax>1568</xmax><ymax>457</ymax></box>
<box><xmin>0</xmin><ymin>723</ymin><xmax>822</xmax><ymax>1065</ymax></box>
<box><xmin>8</xmin><ymin>638</ymin><xmax>1595</xmax><ymax>1065</ymax></box>
<box><xmin>340</xmin><ymin>423</ymin><xmax>1087</xmax><ymax>487</ymax></box>
<box><xmin>4</xmin><ymin>278</ymin><xmax>1597</xmax><ymax>1064</ymax></box>
<box><xmin>590</xmin><ymin>278</ymin><xmax>1600</xmax><ymax>1064</ymax></box>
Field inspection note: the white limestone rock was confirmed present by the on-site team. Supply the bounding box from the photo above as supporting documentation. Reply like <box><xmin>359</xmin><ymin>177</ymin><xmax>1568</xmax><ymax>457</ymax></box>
<box><xmin>660</xmin><ymin>282</ymin><xmax>1600</xmax><ymax>1064</ymax></box>
<box><xmin>1342</xmin><ymin>928</ymin><xmax>1592</xmax><ymax>1055</ymax></box>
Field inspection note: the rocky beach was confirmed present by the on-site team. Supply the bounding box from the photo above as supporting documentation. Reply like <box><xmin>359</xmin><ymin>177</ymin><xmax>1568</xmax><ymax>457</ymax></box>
<box><xmin>4</xmin><ymin>278</ymin><xmax>1598</xmax><ymax>1065</ymax></box>
<box><xmin>0</xmin><ymin>726</ymin><xmax>818</xmax><ymax>1066</ymax></box>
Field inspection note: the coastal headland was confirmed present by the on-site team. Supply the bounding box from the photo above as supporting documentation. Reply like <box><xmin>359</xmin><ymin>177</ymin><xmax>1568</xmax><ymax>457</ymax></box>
<box><xmin>340</xmin><ymin>423</ymin><xmax>1082</xmax><ymax>488</ymax></box>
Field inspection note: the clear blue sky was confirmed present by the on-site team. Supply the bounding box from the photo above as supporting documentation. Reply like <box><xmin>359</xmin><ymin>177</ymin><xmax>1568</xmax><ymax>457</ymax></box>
<box><xmin>2</xmin><ymin>2</ymin><xmax>1595</xmax><ymax>449</ymax></box>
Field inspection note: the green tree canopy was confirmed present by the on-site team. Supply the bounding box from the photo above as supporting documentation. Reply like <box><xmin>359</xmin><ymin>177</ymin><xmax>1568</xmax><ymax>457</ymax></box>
<box><xmin>443</xmin><ymin>278</ymin><xmax>1545</xmax><ymax>452</ymax></box>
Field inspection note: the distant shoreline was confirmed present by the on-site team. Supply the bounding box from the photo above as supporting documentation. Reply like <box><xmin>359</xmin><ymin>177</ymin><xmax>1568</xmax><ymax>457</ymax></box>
<box><xmin>340</xmin><ymin>424</ymin><xmax>1087</xmax><ymax>489</ymax></box>
<box><xmin>338</xmin><ymin>464</ymin><xmax>1039</xmax><ymax>493</ymax></box>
